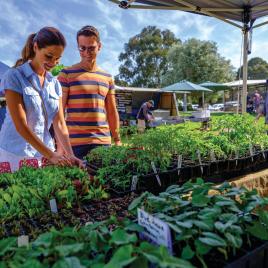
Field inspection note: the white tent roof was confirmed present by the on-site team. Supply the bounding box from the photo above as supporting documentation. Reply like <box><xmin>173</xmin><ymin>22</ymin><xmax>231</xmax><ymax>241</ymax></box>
<box><xmin>115</xmin><ymin>85</ymin><xmax>160</xmax><ymax>92</ymax></box>
<box><xmin>224</xmin><ymin>79</ymin><xmax>266</xmax><ymax>87</ymax></box>
<box><xmin>109</xmin><ymin>0</ymin><xmax>268</xmax><ymax>29</ymax></box>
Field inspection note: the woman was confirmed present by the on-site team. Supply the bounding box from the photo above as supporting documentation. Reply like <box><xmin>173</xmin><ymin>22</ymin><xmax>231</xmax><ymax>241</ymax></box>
<box><xmin>0</xmin><ymin>27</ymin><xmax>82</xmax><ymax>171</ymax></box>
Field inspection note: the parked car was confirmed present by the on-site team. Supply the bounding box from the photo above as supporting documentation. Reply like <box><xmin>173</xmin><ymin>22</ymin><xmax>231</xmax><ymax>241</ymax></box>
<box><xmin>211</xmin><ymin>103</ymin><xmax>224</xmax><ymax>111</ymax></box>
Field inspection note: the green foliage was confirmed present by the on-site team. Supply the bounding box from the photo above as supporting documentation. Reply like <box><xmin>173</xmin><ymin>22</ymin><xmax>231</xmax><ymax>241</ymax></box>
<box><xmin>237</xmin><ymin>57</ymin><xmax>268</xmax><ymax>80</ymax></box>
<box><xmin>115</xmin><ymin>26</ymin><xmax>180</xmax><ymax>87</ymax></box>
<box><xmin>85</xmin><ymin>145</ymin><xmax>171</xmax><ymax>191</ymax></box>
<box><xmin>0</xmin><ymin>218</ymin><xmax>193</xmax><ymax>268</ymax></box>
<box><xmin>129</xmin><ymin>179</ymin><xmax>268</xmax><ymax>267</ymax></box>
<box><xmin>0</xmin><ymin>166</ymin><xmax>90</xmax><ymax>221</ymax></box>
<box><xmin>162</xmin><ymin>38</ymin><xmax>235</xmax><ymax>86</ymax></box>
<box><xmin>51</xmin><ymin>64</ymin><xmax>66</xmax><ymax>76</ymax></box>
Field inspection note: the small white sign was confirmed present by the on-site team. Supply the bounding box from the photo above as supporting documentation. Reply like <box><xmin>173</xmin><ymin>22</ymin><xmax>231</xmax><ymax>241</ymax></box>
<box><xmin>151</xmin><ymin>162</ymin><xmax>161</xmax><ymax>186</ymax></box>
<box><xmin>18</xmin><ymin>235</ymin><xmax>29</xmax><ymax>247</ymax></box>
<box><xmin>177</xmin><ymin>155</ymin><xmax>182</xmax><ymax>175</ymax></box>
<box><xmin>235</xmin><ymin>150</ymin><xmax>239</xmax><ymax>166</ymax></box>
<box><xmin>49</xmin><ymin>199</ymin><xmax>58</xmax><ymax>213</ymax></box>
<box><xmin>249</xmin><ymin>145</ymin><xmax>254</xmax><ymax>162</ymax></box>
<box><xmin>210</xmin><ymin>150</ymin><xmax>216</xmax><ymax>162</ymax></box>
<box><xmin>131</xmin><ymin>175</ymin><xmax>138</xmax><ymax>191</ymax></box>
<box><xmin>138</xmin><ymin>208</ymin><xmax>172</xmax><ymax>254</ymax></box>
<box><xmin>197</xmin><ymin>150</ymin><xmax>203</xmax><ymax>174</ymax></box>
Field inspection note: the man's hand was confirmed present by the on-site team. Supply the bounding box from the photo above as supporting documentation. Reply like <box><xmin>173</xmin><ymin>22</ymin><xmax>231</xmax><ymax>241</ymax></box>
<box><xmin>115</xmin><ymin>140</ymin><xmax>122</xmax><ymax>146</ymax></box>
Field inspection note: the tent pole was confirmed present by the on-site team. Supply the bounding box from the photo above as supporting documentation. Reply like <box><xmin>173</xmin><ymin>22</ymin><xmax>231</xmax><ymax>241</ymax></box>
<box><xmin>202</xmin><ymin>91</ymin><xmax>205</xmax><ymax>108</ymax></box>
<box><xmin>242</xmin><ymin>26</ymin><xmax>248</xmax><ymax>114</ymax></box>
<box><xmin>173</xmin><ymin>92</ymin><xmax>180</xmax><ymax>116</ymax></box>
<box><xmin>183</xmin><ymin>93</ymin><xmax>187</xmax><ymax>112</ymax></box>
<box><xmin>222</xmin><ymin>90</ymin><xmax>225</xmax><ymax>111</ymax></box>
<box><xmin>237</xmin><ymin>89</ymin><xmax>240</xmax><ymax>114</ymax></box>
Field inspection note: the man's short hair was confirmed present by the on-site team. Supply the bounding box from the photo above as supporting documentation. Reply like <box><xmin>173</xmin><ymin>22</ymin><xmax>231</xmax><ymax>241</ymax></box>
<box><xmin>77</xmin><ymin>25</ymin><xmax>100</xmax><ymax>42</ymax></box>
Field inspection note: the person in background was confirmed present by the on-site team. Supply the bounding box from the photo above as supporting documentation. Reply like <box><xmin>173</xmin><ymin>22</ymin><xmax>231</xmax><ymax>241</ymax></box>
<box><xmin>58</xmin><ymin>25</ymin><xmax>121</xmax><ymax>160</ymax></box>
<box><xmin>253</xmin><ymin>89</ymin><xmax>262</xmax><ymax>113</ymax></box>
<box><xmin>0</xmin><ymin>27</ymin><xmax>82</xmax><ymax>171</ymax></box>
<box><xmin>136</xmin><ymin>100</ymin><xmax>155</xmax><ymax>133</ymax></box>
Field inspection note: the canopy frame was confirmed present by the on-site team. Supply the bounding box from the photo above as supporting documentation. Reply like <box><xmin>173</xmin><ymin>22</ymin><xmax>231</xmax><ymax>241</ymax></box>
<box><xmin>109</xmin><ymin>0</ymin><xmax>268</xmax><ymax>113</ymax></box>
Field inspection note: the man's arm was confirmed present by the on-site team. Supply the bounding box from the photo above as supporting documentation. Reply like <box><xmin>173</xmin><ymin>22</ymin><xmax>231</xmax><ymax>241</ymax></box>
<box><xmin>142</xmin><ymin>104</ymin><xmax>150</xmax><ymax>121</ymax></box>
<box><xmin>105</xmin><ymin>93</ymin><xmax>121</xmax><ymax>145</ymax></box>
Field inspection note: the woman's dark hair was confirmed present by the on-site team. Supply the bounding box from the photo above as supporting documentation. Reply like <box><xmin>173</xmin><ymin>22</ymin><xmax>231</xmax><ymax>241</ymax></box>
<box><xmin>14</xmin><ymin>27</ymin><xmax>66</xmax><ymax>67</ymax></box>
<box><xmin>76</xmin><ymin>25</ymin><xmax>100</xmax><ymax>43</ymax></box>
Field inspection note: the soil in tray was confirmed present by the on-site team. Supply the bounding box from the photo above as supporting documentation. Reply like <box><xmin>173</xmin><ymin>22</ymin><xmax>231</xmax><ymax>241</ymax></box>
<box><xmin>0</xmin><ymin>193</ymin><xmax>137</xmax><ymax>240</ymax></box>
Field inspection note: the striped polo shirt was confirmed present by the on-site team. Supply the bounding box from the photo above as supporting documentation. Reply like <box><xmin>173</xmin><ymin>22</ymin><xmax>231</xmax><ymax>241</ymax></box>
<box><xmin>58</xmin><ymin>67</ymin><xmax>115</xmax><ymax>146</ymax></box>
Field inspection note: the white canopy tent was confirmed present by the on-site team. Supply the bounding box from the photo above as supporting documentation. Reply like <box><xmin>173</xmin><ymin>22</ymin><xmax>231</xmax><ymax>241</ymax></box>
<box><xmin>109</xmin><ymin>0</ymin><xmax>268</xmax><ymax>113</ymax></box>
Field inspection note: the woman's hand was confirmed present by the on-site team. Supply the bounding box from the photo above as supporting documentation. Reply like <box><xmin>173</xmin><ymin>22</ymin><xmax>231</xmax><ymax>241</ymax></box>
<box><xmin>48</xmin><ymin>152</ymin><xmax>72</xmax><ymax>166</ymax></box>
<box><xmin>69</xmin><ymin>155</ymin><xmax>84</xmax><ymax>168</ymax></box>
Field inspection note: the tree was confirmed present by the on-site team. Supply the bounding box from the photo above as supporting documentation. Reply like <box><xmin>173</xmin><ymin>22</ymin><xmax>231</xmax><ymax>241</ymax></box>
<box><xmin>237</xmin><ymin>57</ymin><xmax>268</xmax><ymax>79</ymax></box>
<box><xmin>162</xmin><ymin>38</ymin><xmax>235</xmax><ymax>86</ymax></box>
<box><xmin>115</xmin><ymin>26</ymin><xmax>180</xmax><ymax>87</ymax></box>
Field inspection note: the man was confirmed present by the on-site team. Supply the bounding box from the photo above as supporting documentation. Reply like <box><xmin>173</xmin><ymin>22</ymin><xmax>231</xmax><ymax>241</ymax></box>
<box><xmin>136</xmin><ymin>100</ymin><xmax>155</xmax><ymax>133</ymax></box>
<box><xmin>58</xmin><ymin>25</ymin><xmax>121</xmax><ymax>159</ymax></box>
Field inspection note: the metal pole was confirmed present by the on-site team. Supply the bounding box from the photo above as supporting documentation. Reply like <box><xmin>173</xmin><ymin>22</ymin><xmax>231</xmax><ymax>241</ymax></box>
<box><xmin>222</xmin><ymin>90</ymin><xmax>225</xmax><ymax>112</ymax></box>
<box><xmin>202</xmin><ymin>91</ymin><xmax>205</xmax><ymax>108</ymax></box>
<box><xmin>173</xmin><ymin>92</ymin><xmax>180</xmax><ymax>116</ymax></box>
<box><xmin>242</xmin><ymin>26</ymin><xmax>249</xmax><ymax>113</ymax></box>
<box><xmin>237</xmin><ymin>89</ymin><xmax>240</xmax><ymax>114</ymax></box>
<box><xmin>183</xmin><ymin>93</ymin><xmax>187</xmax><ymax>112</ymax></box>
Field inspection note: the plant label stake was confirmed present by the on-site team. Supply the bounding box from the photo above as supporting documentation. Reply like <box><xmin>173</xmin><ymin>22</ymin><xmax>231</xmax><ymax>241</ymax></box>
<box><xmin>151</xmin><ymin>162</ymin><xmax>161</xmax><ymax>186</ymax></box>
<box><xmin>138</xmin><ymin>208</ymin><xmax>173</xmax><ymax>255</ymax></box>
<box><xmin>131</xmin><ymin>175</ymin><xmax>139</xmax><ymax>191</ymax></box>
<box><xmin>262</xmin><ymin>148</ymin><xmax>266</xmax><ymax>159</ymax></box>
<box><xmin>210</xmin><ymin>150</ymin><xmax>216</xmax><ymax>162</ymax></box>
<box><xmin>249</xmin><ymin>145</ymin><xmax>254</xmax><ymax>162</ymax></box>
<box><xmin>235</xmin><ymin>150</ymin><xmax>239</xmax><ymax>166</ymax></box>
<box><xmin>18</xmin><ymin>235</ymin><xmax>29</xmax><ymax>247</ymax></box>
<box><xmin>49</xmin><ymin>199</ymin><xmax>58</xmax><ymax>214</ymax></box>
<box><xmin>197</xmin><ymin>150</ymin><xmax>203</xmax><ymax>174</ymax></box>
<box><xmin>177</xmin><ymin>155</ymin><xmax>182</xmax><ymax>175</ymax></box>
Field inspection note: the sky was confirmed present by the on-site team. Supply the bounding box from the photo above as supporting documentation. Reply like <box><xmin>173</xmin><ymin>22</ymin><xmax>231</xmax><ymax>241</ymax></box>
<box><xmin>1</xmin><ymin>0</ymin><xmax>268</xmax><ymax>77</ymax></box>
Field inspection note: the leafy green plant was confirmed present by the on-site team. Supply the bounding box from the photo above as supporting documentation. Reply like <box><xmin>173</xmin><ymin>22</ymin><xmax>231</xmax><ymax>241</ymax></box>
<box><xmin>0</xmin><ymin>217</ymin><xmax>194</xmax><ymax>268</ymax></box>
<box><xmin>0</xmin><ymin>166</ymin><xmax>91</xmax><ymax>222</ymax></box>
<box><xmin>129</xmin><ymin>179</ymin><xmax>268</xmax><ymax>267</ymax></box>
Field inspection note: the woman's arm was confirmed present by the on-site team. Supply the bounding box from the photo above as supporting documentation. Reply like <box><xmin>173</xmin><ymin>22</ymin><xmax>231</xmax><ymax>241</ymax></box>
<box><xmin>6</xmin><ymin>90</ymin><xmax>72</xmax><ymax>166</ymax></box>
<box><xmin>6</xmin><ymin>90</ymin><xmax>54</xmax><ymax>159</ymax></box>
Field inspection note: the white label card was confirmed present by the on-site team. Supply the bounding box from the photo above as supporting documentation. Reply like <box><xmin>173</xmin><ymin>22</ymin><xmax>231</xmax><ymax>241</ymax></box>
<box><xmin>177</xmin><ymin>155</ymin><xmax>182</xmax><ymax>175</ymax></box>
<box><xmin>210</xmin><ymin>150</ymin><xmax>216</xmax><ymax>162</ymax></box>
<box><xmin>235</xmin><ymin>150</ymin><xmax>239</xmax><ymax>166</ymax></box>
<box><xmin>249</xmin><ymin>145</ymin><xmax>254</xmax><ymax>162</ymax></box>
<box><xmin>18</xmin><ymin>235</ymin><xmax>29</xmax><ymax>247</ymax></box>
<box><xmin>131</xmin><ymin>175</ymin><xmax>138</xmax><ymax>191</ymax></box>
<box><xmin>197</xmin><ymin>150</ymin><xmax>203</xmax><ymax>174</ymax></box>
<box><xmin>138</xmin><ymin>208</ymin><xmax>173</xmax><ymax>255</ymax></box>
<box><xmin>151</xmin><ymin>162</ymin><xmax>161</xmax><ymax>186</ymax></box>
<box><xmin>249</xmin><ymin>145</ymin><xmax>254</xmax><ymax>156</ymax></box>
<box><xmin>49</xmin><ymin>198</ymin><xmax>58</xmax><ymax>213</ymax></box>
